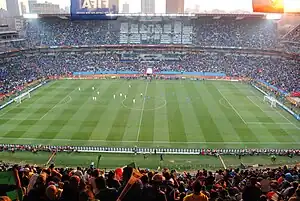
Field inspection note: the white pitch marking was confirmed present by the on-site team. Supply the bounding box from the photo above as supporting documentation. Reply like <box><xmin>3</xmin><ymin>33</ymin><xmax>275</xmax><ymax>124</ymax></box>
<box><xmin>247</xmin><ymin>96</ymin><xmax>264</xmax><ymax>112</ymax></box>
<box><xmin>0</xmin><ymin>106</ymin><xmax>18</xmax><ymax>118</ymax></box>
<box><xmin>248</xmin><ymin>93</ymin><xmax>300</xmax><ymax>130</ymax></box>
<box><xmin>39</xmin><ymin>87</ymin><xmax>76</xmax><ymax>121</ymax></box>
<box><xmin>247</xmin><ymin>122</ymin><xmax>292</xmax><ymax>125</ymax></box>
<box><xmin>274</xmin><ymin>109</ymin><xmax>300</xmax><ymax>130</ymax></box>
<box><xmin>217</xmin><ymin>89</ymin><xmax>247</xmax><ymax>124</ymax></box>
<box><xmin>0</xmin><ymin>81</ymin><xmax>59</xmax><ymax>118</ymax></box>
<box><xmin>39</xmin><ymin>95</ymin><xmax>72</xmax><ymax>120</ymax></box>
<box><xmin>136</xmin><ymin>82</ymin><xmax>149</xmax><ymax>141</ymax></box>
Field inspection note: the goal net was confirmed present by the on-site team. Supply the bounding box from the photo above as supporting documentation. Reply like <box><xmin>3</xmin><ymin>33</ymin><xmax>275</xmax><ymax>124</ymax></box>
<box><xmin>14</xmin><ymin>92</ymin><xmax>31</xmax><ymax>104</ymax></box>
<box><xmin>263</xmin><ymin>95</ymin><xmax>276</xmax><ymax>107</ymax></box>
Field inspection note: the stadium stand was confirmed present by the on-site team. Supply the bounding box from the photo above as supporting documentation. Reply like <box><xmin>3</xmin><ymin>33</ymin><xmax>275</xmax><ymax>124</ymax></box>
<box><xmin>1</xmin><ymin>15</ymin><xmax>300</xmax><ymax>201</ymax></box>
<box><xmin>22</xmin><ymin>16</ymin><xmax>279</xmax><ymax>47</ymax></box>
<box><xmin>0</xmin><ymin>162</ymin><xmax>300</xmax><ymax>201</ymax></box>
<box><xmin>280</xmin><ymin>16</ymin><xmax>300</xmax><ymax>54</ymax></box>
<box><xmin>1</xmin><ymin>52</ymin><xmax>299</xmax><ymax>98</ymax></box>
<box><xmin>283</xmin><ymin>24</ymin><xmax>300</xmax><ymax>42</ymax></box>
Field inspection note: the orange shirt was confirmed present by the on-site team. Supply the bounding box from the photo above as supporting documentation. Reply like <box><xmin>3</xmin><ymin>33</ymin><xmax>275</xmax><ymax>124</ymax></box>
<box><xmin>183</xmin><ymin>193</ymin><xmax>208</xmax><ymax>201</ymax></box>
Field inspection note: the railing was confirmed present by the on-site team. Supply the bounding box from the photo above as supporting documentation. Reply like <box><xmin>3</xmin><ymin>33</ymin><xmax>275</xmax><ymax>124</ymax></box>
<box><xmin>1</xmin><ymin>144</ymin><xmax>299</xmax><ymax>156</ymax></box>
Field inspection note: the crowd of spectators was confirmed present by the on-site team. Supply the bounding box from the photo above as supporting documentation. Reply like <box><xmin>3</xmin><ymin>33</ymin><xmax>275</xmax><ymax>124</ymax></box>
<box><xmin>193</xmin><ymin>19</ymin><xmax>278</xmax><ymax>48</ymax></box>
<box><xmin>1</xmin><ymin>52</ymin><xmax>299</xmax><ymax>96</ymax></box>
<box><xmin>0</xmin><ymin>40</ymin><xmax>27</xmax><ymax>53</ymax></box>
<box><xmin>283</xmin><ymin>24</ymin><xmax>300</xmax><ymax>43</ymax></box>
<box><xmin>281</xmin><ymin>23</ymin><xmax>300</xmax><ymax>54</ymax></box>
<box><xmin>24</xmin><ymin>19</ymin><xmax>119</xmax><ymax>47</ymax></box>
<box><xmin>1</xmin><ymin>16</ymin><xmax>300</xmax><ymax>201</ymax></box>
<box><xmin>22</xmin><ymin>17</ymin><xmax>279</xmax><ymax>48</ymax></box>
<box><xmin>1</xmin><ymin>162</ymin><xmax>300</xmax><ymax>201</ymax></box>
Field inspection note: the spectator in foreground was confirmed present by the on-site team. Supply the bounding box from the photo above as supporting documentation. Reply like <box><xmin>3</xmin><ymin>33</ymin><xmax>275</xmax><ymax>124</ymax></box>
<box><xmin>142</xmin><ymin>174</ymin><xmax>167</xmax><ymax>201</ymax></box>
<box><xmin>289</xmin><ymin>188</ymin><xmax>300</xmax><ymax>201</ymax></box>
<box><xmin>183</xmin><ymin>180</ymin><xmax>208</xmax><ymax>201</ymax></box>
<box><xmin>242</xmin><ymin>177</ymin><xmax>262</xmax><ymax>201</ymax></box>
<box><xmin>0</xmin><ymin>196</ymin><xmax>11</xmax><ymax>201</ymax></box>
<box><xmin>94</xmin><ymin>176</ymin><xmax>118</xmax><ymax>201</ymax></box>
<box><xmin>45</xmin><ymin>185</ymin><xmax>60</xmax><ymax>201</ymax></box>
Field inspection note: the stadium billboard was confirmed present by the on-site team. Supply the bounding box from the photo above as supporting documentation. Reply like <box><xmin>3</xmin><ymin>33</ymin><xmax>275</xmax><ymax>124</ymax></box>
<box><xmin>71</xmin><ymin>0</ymin><xmax>118</xmax><ymax>20</ymax></box>
<box><xmin>252</xmin><ymin>0</ymin><xmax>284</xmax><ymax>13</ymax></box>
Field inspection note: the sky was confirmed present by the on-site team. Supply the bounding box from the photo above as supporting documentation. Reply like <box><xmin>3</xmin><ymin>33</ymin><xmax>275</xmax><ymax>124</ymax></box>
<box><xmin>0</xmin><ymin>0</ymin><xmax>299</xmax><ymax>13</ymax></box>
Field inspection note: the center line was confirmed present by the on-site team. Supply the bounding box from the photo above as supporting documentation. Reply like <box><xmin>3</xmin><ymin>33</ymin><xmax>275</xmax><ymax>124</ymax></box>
<box><xmin>136</xmin><ymin>81</ymin><xmax>149</xmax><ymax>142</ymax></box>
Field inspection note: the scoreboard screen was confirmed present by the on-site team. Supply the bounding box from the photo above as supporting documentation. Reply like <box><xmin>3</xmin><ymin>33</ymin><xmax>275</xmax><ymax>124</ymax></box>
<box><xmin>71</xmin><ymin>0</ymin><xmax>118</xmax><ymax>20</ymax></box>
<box><xmin>252</xmin><ymin>0</ymin><xmax>284</xmax><ymax>13</ymax></box>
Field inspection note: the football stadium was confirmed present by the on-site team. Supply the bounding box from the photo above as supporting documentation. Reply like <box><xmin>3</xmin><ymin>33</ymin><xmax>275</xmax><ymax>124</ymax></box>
<box><xmin>0</xmin><ymin>0</ymin><xmax>300</xmax><ymax>200</ymax></box>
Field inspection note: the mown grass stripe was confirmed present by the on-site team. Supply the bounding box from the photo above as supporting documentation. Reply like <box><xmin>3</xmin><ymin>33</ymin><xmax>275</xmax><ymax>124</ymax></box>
<box><xmin>174</xmin><ymin>82</ymin><xmax>206</xmax><ymax>143</ymax></box>
<box><xmin>106</xmin><ymin>82</ymin><xmax>140</xmax><ymax>141</ymax></box>
<box><xmin>137</xmin><ymin>81</ymin><xmax>156</xmax><ymax>142</ymax></box>
<box><xmin>232</xmin><ymin>83</ymin><xmax>295</xmax><ymax>143</ymax></box>
<box><xmin>3</xmin><ymin>81</ymin><xmax>65</xmax><ymax>139</ymax></box>
<box><xmin>184</xmin><ymin>82</ymin><xmax>224</xmax><ymax>143</ymax></box>
<box><xmin>207</xmin><ymin>83</ymin><xmax>259</xmax><ymax>143</ymax></box>
<box><xmin>69</xmin><ymin>82</ymin><xmax>118</xmax><ymax>140</ymax></box>
<box><xmin>34</xmin><ymin>82</ymin><xmax>83</xmax><ymax>140</ymax></box>
<box><xmin>165</xmin><ymin>82</ymin><xmax>187</xmax><ymax>143</ymax></box>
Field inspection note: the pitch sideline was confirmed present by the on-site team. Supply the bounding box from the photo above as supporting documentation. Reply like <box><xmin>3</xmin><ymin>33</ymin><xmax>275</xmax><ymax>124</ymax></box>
<box><xmin>0</xmin><ymin>137</ymin><xmax>300</xmax><ymax>145</ymax></box>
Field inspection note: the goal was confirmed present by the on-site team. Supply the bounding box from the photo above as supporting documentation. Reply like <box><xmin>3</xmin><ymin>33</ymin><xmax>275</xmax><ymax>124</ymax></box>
<box><xmin>14</xmin><ymin>92</ymin><xmax>31</xmax><ymax>104</ymax></box>
<box><xmin>263</xmin><ymin>95</ymin><xmax>276</xmax><ymax>107</ymax></box>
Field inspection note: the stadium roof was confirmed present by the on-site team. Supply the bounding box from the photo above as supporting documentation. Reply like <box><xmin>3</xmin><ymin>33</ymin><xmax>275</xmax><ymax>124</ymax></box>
<box><xmin>29</xmin><ymin>13</ymin><xmax>270</xmax><ymax>20</ymax></box>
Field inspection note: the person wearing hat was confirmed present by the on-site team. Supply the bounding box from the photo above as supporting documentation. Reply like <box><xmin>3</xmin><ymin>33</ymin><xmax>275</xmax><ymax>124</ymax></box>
<box><xmin>141</xmin><ymin>174</ymin><xmax>167</xmax><ymax>201</ymax></box>
<box><xmin>183</xmin><ymin>180</ymin><xmax>208</xmax><ymax>201</ymax></box>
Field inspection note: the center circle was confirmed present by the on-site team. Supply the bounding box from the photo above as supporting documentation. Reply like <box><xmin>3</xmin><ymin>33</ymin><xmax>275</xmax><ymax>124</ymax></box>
<box><xmin>122</xmin><ymin>96</ymin><xmax>166</xmax><ymax>111</ymax></box>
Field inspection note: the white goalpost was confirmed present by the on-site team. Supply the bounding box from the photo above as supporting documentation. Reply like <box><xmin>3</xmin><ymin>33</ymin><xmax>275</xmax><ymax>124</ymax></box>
<box><xmin>14</xmin><ymin>92</ymin><xmax>31</xmax><ymax>104</ymax></box>
<box><xmin>263</xmin><ymin>95</ymin><xmax>277</xmax><ymax>108</ymax></box>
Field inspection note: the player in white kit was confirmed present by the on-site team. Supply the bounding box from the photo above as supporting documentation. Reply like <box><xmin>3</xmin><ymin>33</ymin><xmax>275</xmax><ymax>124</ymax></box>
<box><xmin>133</xmin><ymin>99</ymin><xmax>136</xmax><ymax>103</ymax></box>
<box><xmin>92</xmin><ymin>87</ymin><xmax>95</xmax><ymax>90</ymax></box>
<box><xmin>125</xmin><ymin>95</ymin><xmax>127</xmax><ymax>99</ymax></box>
<box><xmin>97</xmin><ymin>91</ymin><xmax>100</xmax><ymax>95</ymax></box>
<box><xmin>140</xmin><ymin>93</ymin><xmax>143</xmax><ymax>97</ymax></box>
<box><xmin>120</xmin><ymin>93</ymin><xmax>122</xmax><ymax>97</ymax></box>
<box><xmin>129</xmin><ymin>84</ymin><xmax>131</xmax><ymax>88</ymax></box>
<box><xmin>113</xmin><ymin>94</ymin><xmax>116</xmax><ymax>99</ymax></box>
<box><xmin>78</xmin><ymin>87</ymin><xmax>81</xmax><ymax>91</ymax></box>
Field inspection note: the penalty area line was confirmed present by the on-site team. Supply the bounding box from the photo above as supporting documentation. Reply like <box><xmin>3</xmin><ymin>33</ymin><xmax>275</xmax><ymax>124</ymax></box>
<box><xmin>39</xmin><ymin>95</ymin><xmax>72</xmax><ymax>120</ymax></box>
<box><xmin>39</xmin><ymin>85</ymin><xmax>78</xmax><ymax>120</ymax></box>
<box><xmin>217</xmin><ymin>89</ymin><xmax>247</xmax><ymax>124</ymax></box>
<box><xmin>248</xmin><ymin>91</ymin><xmax>300</xmax><ymax>130</ymax></box>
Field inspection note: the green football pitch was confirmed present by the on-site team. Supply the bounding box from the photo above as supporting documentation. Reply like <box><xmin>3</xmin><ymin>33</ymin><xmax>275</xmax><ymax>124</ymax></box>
<box><xmin>0</xmin><ymin>79</ymin><xmax>299</xmax><ymax>150</ymax></box>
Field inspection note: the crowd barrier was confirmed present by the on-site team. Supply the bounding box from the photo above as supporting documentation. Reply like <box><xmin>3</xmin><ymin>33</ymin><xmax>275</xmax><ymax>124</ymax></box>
<box><xmin>1</xmin><ymin>144</ymin><xmax>299</xmax><ymax>156</ymax></box>
<box><xmin>252</xmin><ymin>84</ymin><xmax>300</xmax><ymax>121</ymax></box>
<box><xmin>72</xmin><ymin>71</ymin><xmax>226</xmax><ymax>77</ymax></box>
